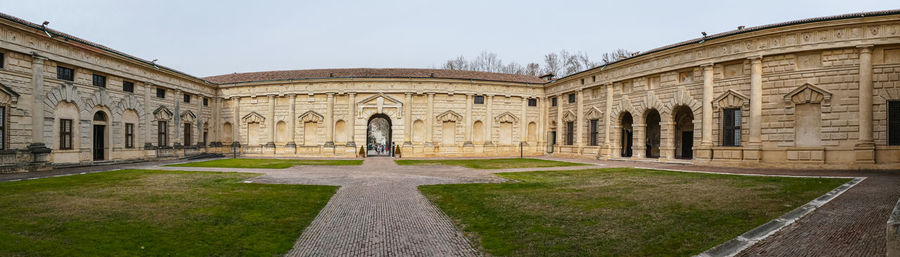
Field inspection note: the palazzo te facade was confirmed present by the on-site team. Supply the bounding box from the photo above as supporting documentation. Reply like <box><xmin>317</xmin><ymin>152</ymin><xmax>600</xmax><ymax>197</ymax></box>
<box><xmin>0</xmin><ymin>10</ymin><xmax>899</xmax><ymax>172</ymax></box>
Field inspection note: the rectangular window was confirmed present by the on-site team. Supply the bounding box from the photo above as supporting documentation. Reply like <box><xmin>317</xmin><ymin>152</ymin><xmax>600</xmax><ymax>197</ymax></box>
<box><xmin>125</xmin><ymin>123</ymin><xmax>134</xmax><ymax>148</ymax></box>
<box><xmin>551</xmin><ymin>97</ymin><xmax>557</xmax><ymax>107</ymax></box>
<box><xmin>0</xmin><ymin>52</ymin><xmax>4</xmax><ymax>69</ymax></box>
<box><xmin>565</xmin><ymin>121</ymin><xmax>574</xmax><ymax>145</ymax></box>
<box><xmin>0</xmin><ymin>106</ymin><xmax>5</xmax><ymax>149</ymax></box>
<box><xmin>568</xmin><ymin>93</ymin><xmax>576</xmax><ymax>103</ymax></box>
<box><xmin>92</xmin><ymin>74</ymin><xmax>106</xmax><ymax>88</ymax></box>
<box><xmin>889</xmin><ymin>100</ymin><xmax>900</xmax><ymax>145</ymax></box>
<box><xmin>580</xmin><ymin>78</ymin><xmax>585</xmax><ymax>85</ymax></box>
<box><xmin>722</xmin><ymin>108</ymin><xmax>741</xmax><ymax>146</ymax></box>
<box><xmin>589</xmin><ymin>119</ymin><xmax>599</xmax><ymax>146</ymax></box>
<box><xmin>592</xmin><ymin>75</ymin><xmax>596</xmax><ymax>82</ymax></box>
<box><xmin>156</xmin><ymin>88</ymin><xmax>165</xmax><ymax>98</ymax></box>
<box><xmin>57</xmin><ymin>66</ymin><xmax>74</xmax><ymax>81</ymax></box>
<box><xmin>203</xmin><ymin>97</ymin><xmax>208</xmax><ymax>106</ymax></box>
<box><xmin>527</xmin><ymin>98</ymin><xmax>537</xmax><ymax>107</ymax></box>
<box><xmin>184</xmin><ymin>123</ymin><xmax>192</xmax><ymax>146</ymax></box>
<box><xmin>59</xmin><ymin>119</ymin><xmax>73</xmax><ymax>150</ymax></box>
<box><xmin>183</xmin><ymin>94</ymin><xmax>191</xmax><ymax>103</ymax></box>
<box><xmin>158</xmin><ymin>121</ymin><xmax>168</xmax><ymax>146</ymax></box>
<box><xmin>123</xmin><ymin>81</ymin><xmax>134</xmax><ymax>93</ymax></box>
<box><xmin>473</xmin><ymin>95</ymin><xmax>484</xmax><ymax>104</ymax></box>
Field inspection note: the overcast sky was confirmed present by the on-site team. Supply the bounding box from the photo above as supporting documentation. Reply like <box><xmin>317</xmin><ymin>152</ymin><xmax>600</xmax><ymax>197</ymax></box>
<box><xmin>2</xmin><ymin>0</ymin><xmax>896</xmax><ymax>77</ymax></box>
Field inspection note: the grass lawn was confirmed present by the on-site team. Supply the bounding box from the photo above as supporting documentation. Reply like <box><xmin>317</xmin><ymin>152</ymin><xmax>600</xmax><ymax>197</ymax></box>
<box><xmin>0</xmin><ymin>169</ymin><xmax>337</xmax><ymax>256</ymax></box>
<box><xmin>169</xmin><ymin>158</ymin><xmax>363</xmax><ymax>169</ymax></box>
<box><xmin>395</xmin><ymin>158</ymin><xmax>586</xmax><ymax>169</ymax></box>
<box><xmin>420</xmin><ymin>168</ymin><xmax>849</xmax><ymax>256</ymax></box>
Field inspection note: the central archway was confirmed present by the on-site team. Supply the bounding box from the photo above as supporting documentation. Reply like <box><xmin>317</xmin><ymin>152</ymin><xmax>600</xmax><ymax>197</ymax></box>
<box><xmin>367</xmin><ymin>114</ymin><xmax>392</xmax><ymax>156</ymax></box>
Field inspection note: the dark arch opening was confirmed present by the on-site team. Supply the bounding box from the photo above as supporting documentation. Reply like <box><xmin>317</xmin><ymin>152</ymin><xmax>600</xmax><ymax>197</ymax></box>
<box><xmin>672</xmin><ymin>105</ymin><xmax>695</xmax><ymax>159</ymax></box>
<box><xmin>645</xmin><ymin>109</ymin><xmax>661</xmax><ymax>158</ymax></box>
<box><xmin>620</xmin><ymin>112</ymin><xmax>633</xmax><ymax>157</ymax></box>
<box><xmin>367</xmin><ymin>114</ymin><xmax>392</xmax><ymax>156</ymax></box>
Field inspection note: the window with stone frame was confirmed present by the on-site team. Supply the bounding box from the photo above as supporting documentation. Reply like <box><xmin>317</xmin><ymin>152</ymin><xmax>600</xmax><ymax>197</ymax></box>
<box><xmin>527</xmin><ymin>98</ymin><xmax>537</xmax><ymax>107</ymax></box>
<box><xmin>565</xmin><ymin>121</ymin><xmax>574</xmax><ymax>145</ymax></box>
<box><xmin>123</xmin><ymin>81</ymin><xmax>134</xmax><ymax>93</ymax></box>
<box><xmin>156</xmin><ymin>88</ymin><xmax>165</xmax><ymax>98</ymax></box>
<box><xmin>203</xmin><ymin>97</ymin><xmax>208</xmax><ymax>106</ymax></box>
<box><xmin>722</xmin><ymin>108</ymin><xmax>741</xmax><ymax>146</ymax></box>
<box><xmin>551</xmin><ymin>97</ymin><xmax>557</xmax><ymax>107</ymax></box>
<box><xmin>0</xmin><ymin>52</ymin><xmax>4</xmax><ymax>69</ymax></box>
<box><xmin>473</xmin><ymin>95</ymin><xmax>484</xmax><ymax>104</ymax></box>
<box><xmin>59</xmin><ymin>119</ymin><xmax>73</xmax><ymax>150</ymax></box>
<box><xmin>0</xmin><ymin>106</ymin><xmax>5</xmax><ymax>150</ymax></box>
<box><xmin>889</xmin><ymin>100</ymin><xmax>900</xmax><ymax>145</ymax></box>
<box><xmin>57</xmin><ymin>66</ymin><xmax>74</xmax><ymax>81</ymax></box>
<box><xmin>183</xmin><ymin>94</ymin><xmax>191</xmax><ymax>103</ymax></box>
<box><xmin>92</xmin><ymin>74</ymin><xmax>106</xmax><ymax>88</ymax></box>
<box><xmin>184</xmin><ymin>123</ymin><xmax>192</xmax><ymax>146</ymax></box>
<box><xmin>568</xmin><ymin>93</ymin><xmax>576</xmax><ymax>103</ymax></box>
<box><xmin>589</xmin><ymin>119</ymin><xmax>599</xmax><ymax>146</ymax></box>
<box><xmin>125</xmin><ymin>123</ymin><xmax>134</xmax><ymax>148</ymax></box>
<box><xmin>158</xmin><ymin>121</ymin><xmax>168</xmax><ymax>146</ymax></box>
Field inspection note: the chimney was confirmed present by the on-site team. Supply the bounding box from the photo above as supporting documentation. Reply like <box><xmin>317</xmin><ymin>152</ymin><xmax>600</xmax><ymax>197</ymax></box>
<box><xmin>539</xmin><ymin>73</ymin><xmax>555</xmax><ymax>81</ymax></box>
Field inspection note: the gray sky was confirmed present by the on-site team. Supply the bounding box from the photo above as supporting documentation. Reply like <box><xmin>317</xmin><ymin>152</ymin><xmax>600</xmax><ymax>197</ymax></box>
<box><xmin>3</xmin><ymin>0</ymin><xmax>896</xmax><ymax>77</ymax></box>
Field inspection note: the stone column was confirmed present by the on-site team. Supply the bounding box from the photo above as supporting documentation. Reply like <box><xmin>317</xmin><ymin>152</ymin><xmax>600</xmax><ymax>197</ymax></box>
<box><xmin>464</xmin><ymin>94</ymin><xmax>473</xmax><ymax>146</ymax></box>
<box><xmin>520</xmin><ymin>96</ymin><xmax>528</xmax><ymax>144</ymax></box>
<box><xmin>556</xmin><ymin>95</ymin><xmax>563</xmax><ymax>151</ymax></box>
<box><xmin>324</xmin><ymin>93</ymin><xmax>335</xmax><ymax>147</ymax></box>
<box><xmin>855</xmin><ymin>45</ymin><xmax>875</xmax><ymax>163</ymax></box>
<box><xmin>346</xmin><ymin>93</ymin><xmax>356</xmax><ymax>147</ymax></box>
<box><xmin>701</xmin><ymin>64</ymin><xmax>714</xmax><ymax>146</ymax></box>
<box><xmin>425</xmin><ymin>93</ymin><xmax>434</xmax><ymax>146</ymax></box>
<box><xmin>403</xmin><ymin>93</ymin><xmax>413</xmax><ymax>146</ymax></box>
<box><xmin>633</xmin><ymin>123</ymin><xmax>646</xmax><ymax>159</ymax></box>
<box><xmin>212</xmin><ymin>97</ymin><xmax>220</xmax><ymax>146</ymax></box>
<box><xmin>265</xmin><ymin>94</ymin><xmax>276</xmax><ymax>147</ymax></box>
<box><xmin>28</xmin><ymin>54</ymin><xmax>50</xmax><ymax>154</ymax></box>
<box><xmin>745</xmin><ymin>56</ymin><xmax>763</xmax><ymax>161</ymax></box>
<box><xmin>285</xmin><ymin>94</ymin><xmax>296</xmax><ymax>147</ymax></box>
<box><xmin>485</xmin><ymin>94</ymin><xmax>493</xmax><ymax>145</ymax></box>
<box><xmin>537</xmin><ymin>97</ymin><xmax>544</xmax><ymax>146</ymax></box>
<box><xmin>660</xmin><ymin>119</ymin><xmax>675</xmax><ymax>160</ymax></box>
<box><xmin>232</xmin><ymin>96</ymin><xmax>240</xmax><ymax>146</ymax></box>
<box><xmin>604</xmin><ymin>84</ymin><xmax>613</xmax><ymax>155</ymax></box>
<box><xmin>144</xmin><ymin>83</ymin><xmax>153</xmax><ymax>148</ymax></box>
<box><xmin>576</xmin><ymin>89</ymin><xmax>584</xmax><ymax>149</ymax></box>
<box><xmin>174</xmin><ymin>89</ymin><xmax>182</xmax><ymax>147</ymax></box>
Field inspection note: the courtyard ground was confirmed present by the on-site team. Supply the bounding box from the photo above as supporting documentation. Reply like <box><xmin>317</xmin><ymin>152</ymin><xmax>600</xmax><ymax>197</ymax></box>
<box><xmin>168</xmin><ymin>158</ymin><xmax>363</xmax><ymax>169</ymax></box>
<box><xmin>395</xmin><ymin>158</ymin><xmax>586</xmax><ymax>169</ymax></box>
<box><xmin>0</xmin><ymin>157</ymin><xmax>896</xmax><ymax>256</ymax></box>
<box><xmin>0</xmin><ymin>169</ymin><xmax>336</xmax><ymax>256</ymax></box>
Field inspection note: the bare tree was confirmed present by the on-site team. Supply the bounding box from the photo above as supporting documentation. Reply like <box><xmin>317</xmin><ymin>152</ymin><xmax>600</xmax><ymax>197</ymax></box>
<box><xmin>442</xmin><ymin>55</ymin><xmax>468</xmax><ymax>70</ymax></box>
<box><xmin>542</xmin><ymin>52</ymin><xmax>561</xmax><ymax>76</ymax></box>
<box><xmin>600</xmin><ymin>49</ymin><xmax>636</xmax><ymax>65</ymax></box>
<box><xmin>525</xmin><ymin>62</ymin><xmax>541</xmax><ymax>76</ymax></box>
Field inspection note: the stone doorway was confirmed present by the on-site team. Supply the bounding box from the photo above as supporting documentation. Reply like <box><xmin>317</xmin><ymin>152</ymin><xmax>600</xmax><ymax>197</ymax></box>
<box><xmin>367</xmin><ymin>114</ymin><xmax>392</xmax><ymax>156</ymax></box>
<box><xmin>620</xmin><ymin>112</ymin><xmax>633</xmax><ymax>157</ymax></box>
<box><xmin>645</xmin><ymin>109</ymin><xmax>661</xmax><ymax>158</ymax></box>
<box><xmin>92</xmin><ymin>111</ymin><xmax>108</xmax><ymax>161</ymax></box>
<box><xmin>672</xmin><ymin>105</ymin><xmax>695</xmax><ymax>159</ymax></box>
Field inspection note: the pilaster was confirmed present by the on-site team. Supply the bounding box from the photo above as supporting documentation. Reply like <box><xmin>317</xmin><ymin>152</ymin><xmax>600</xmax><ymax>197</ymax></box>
<box><xmin>324</xmin><ymin>92</ymin><xmax>335</xmax><ymax>148</ymax></box>
<box><xmin>855</xmin><ymin>45</ymin><xmax>875</xmax><ymax>164</ymax></box>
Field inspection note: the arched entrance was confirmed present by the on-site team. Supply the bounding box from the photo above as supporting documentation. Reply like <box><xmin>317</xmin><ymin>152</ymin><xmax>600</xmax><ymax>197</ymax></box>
<box><xmin>92</xmin><ymin>111</ymin><xmax>108</xmax><ymax>161</ymax></box>
<box><xmin>367</xmin><ymin>114</ymin><xmax>392</xmax><ymax>156</ymax></box>
<box><xmin>672</xmin><ymin>105</ymin><xmax>695</xmax><ymax>159</ymax></box>
<box><xmin>620</xmin><ymin>112</ymin><xmax>633</xmax><ymax>157</ymax></box>
<box><xmin>645</xmin><ymin>109</ymin><xmax>661</xmax><ymax>158</ymax></box>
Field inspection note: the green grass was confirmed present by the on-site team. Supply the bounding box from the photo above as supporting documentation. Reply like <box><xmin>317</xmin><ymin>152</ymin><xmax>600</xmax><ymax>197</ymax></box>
<box><xmin>420</xmin><ymin>168</ymin><xmax>849</xmax><ymax>256</ymax></box>
<box><xmin>169</xmin><ymin>158</ymin><xmax>363</xmax><ymax>169</ymax></box>
<box><xmin>395</xmin><ymin>158</ymin><xmax>586</xmax><ymax>169</ymax></box>
<box><xmin>0</xmin><ymin>169</ymin><xmax>337</xmax><ymax>256</ymax></box>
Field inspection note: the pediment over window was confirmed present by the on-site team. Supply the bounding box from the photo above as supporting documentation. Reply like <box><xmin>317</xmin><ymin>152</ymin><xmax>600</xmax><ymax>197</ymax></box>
<box><xmin>0</xmin><ymin>83</ymin><xmax>19</xmax><ymax>105</ymax></box>
<box><xmin>584</xmin><ymin>106</ymin><xmax>603</xmax><ymax>120</ymax></box>
<box><xmin>242</xmin><ymin>111</ymin><xmax>265</xmax><ymax>123</ymax></box>
<box><xmin>436</xmin><ymin>110</ymin><xmax>462</xmax><ymax>122</ymax></box>
<box><xmin>494</xmin><ymin>112</ymin><xmax>519</xmax><ymax>123</ymax></box>
<box><xmin>713</xmin><ymin>89</ymin><xmax>749</xmax><ymax>109</ymax></box>
<box><xmin>358</xmin><ymin>93</ymin><xmax>403</xmax><ymax>106</ymax></box>
<box><xmin>785</xmin><ymin>83</ymin><xmax>832</xmax><ymax>106</ymax></box>
<box><xmin>153</xmin><ymin>106</ymin><xmax>173</xmax><ymax>121</ymax></box>
<box><xmin>298</xmin><ymin>110</ymin><xmax>323</xmax><ymax>123</ymax></box>
<box><xmin>562</xmin><ymin>110</ymin><xmax>577</xmax><ymax>122</ymax></box>
<box><xmin>181</xmin><ymin>110</ymin><xmax>196</xmax><ymax>123</ymax></box>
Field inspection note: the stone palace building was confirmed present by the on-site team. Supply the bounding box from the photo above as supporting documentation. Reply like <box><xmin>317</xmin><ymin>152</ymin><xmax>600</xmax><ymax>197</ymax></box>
<box><xmin>0</xmin><ymin>10</ymin><xmax>898</xmax><ymax>171</ymax></box>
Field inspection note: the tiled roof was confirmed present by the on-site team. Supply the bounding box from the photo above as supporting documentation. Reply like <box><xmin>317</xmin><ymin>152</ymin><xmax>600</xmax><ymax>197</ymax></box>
<box><xmin>204</xmin><ymin>68</ymin><xmax>548</xmax><ymax>84</ymax></box>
